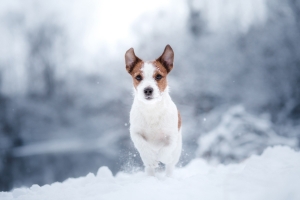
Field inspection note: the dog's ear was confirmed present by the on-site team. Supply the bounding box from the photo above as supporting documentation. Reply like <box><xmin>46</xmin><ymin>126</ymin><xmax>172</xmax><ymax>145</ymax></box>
<box><xmin>156</xmin><ymin>45</ymin><xmax>174</xmax><ymax>73</ymax></box>
<box><xmin>125</xmin><ymin>48</ymin><xmax>141</xmax><ymax>73</ymax></box>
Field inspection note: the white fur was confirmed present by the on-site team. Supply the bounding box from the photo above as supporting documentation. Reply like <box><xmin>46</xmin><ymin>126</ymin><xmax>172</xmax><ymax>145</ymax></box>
<box><xmin>130</xmin><ymin>62</ymin><xmax>182</xmax><ymax>177</ymax></box>
<box><xmin>135</xmin><ymin>62</ymin><xmax>162</xmax><ymax>104</ymax></box>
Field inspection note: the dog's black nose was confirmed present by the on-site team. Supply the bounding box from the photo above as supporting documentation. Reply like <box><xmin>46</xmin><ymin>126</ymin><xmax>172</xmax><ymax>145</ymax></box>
<box><xmin>144</xmin><ymin>87</ymin><xmax>153</xmax><ymax>96</ymax></box>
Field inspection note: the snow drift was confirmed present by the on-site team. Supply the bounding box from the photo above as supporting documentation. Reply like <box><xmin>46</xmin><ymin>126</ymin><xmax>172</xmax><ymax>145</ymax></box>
<box><xmin>197</xmin><ymin>105</ymin><xmax>298</xmax><ymax>164</ymax></box>
<box><xmin>1</xmin><ymin>146</ymin><xmax>299</xmax><ymax>200</ymax></box>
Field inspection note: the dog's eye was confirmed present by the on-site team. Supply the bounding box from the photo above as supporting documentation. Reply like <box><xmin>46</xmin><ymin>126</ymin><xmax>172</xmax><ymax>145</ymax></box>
<box><xmin>135</xmin><ymin>75</ymin><xmax>142</xmax><ymax>81</ymax></box>
<box><xmin>155</xmin><ymin>74</ymin><xmax>163</xmax><ymax>80</ymax></box>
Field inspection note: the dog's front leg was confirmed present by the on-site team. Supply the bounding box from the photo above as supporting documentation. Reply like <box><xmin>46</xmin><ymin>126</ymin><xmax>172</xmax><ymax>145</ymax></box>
<box><xmin>131</xmin><ymin>132</ymin><xmax>158</xmax><ymax>176</ymax></box>
<box><xmin>158</xmin><ymin>131</ymin><xmax>182</xmax><ymax>177</ymax></box>
<box><xmin>158</xmin><ymin>132</ymin><xmax>179</xmax><ymax>163</ymax></box>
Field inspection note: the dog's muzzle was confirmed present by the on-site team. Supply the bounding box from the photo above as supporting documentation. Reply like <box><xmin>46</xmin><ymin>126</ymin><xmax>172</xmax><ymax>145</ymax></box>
<box><xmin>144</xmin><ymin>87</ymin><xmax>153</xmax><ymax>99</ymax></box>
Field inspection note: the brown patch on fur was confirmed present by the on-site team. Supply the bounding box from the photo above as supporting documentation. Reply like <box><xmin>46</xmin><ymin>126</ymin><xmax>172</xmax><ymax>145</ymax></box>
<box><xmin>156</xmin><ymin>45</ymin><xmax>174</xmax><ymax>73</ymax></box>
<box><xmin>129</xmin><ymin>61</ymin><xmax>144</xmax><ymax>89</ymax></box>
<box><xmin>178</xmin><ymin>110</ymin><xmax>181</xmax><ymax>131</ymax></box>
<box><xmin>152</xmin><ymin>61</ymin><xmax>168</xmax><ymax>93</ymax></box>
<box><xmin>125</xmin><ymin>48</ymin><xmax>142</xmax><ymax>73</ymax></box>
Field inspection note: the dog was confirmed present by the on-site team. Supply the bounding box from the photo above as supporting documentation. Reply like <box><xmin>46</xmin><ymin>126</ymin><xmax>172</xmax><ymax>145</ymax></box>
<box><xmin>125</xmin><ymin>45</ymin><xmax>182</xmax><ymax>177</ymax></box>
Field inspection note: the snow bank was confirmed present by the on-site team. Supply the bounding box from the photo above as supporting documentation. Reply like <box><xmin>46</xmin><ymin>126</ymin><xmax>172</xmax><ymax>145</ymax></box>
<box><xmin>197</xmin><ymin>105</ymin><xmax>297</xmax><ymax>164</ymax></box>
<box><xmin>1</xmin><ymin>146</ymin><xmax>299</xmax><ymax>200</ymax></box>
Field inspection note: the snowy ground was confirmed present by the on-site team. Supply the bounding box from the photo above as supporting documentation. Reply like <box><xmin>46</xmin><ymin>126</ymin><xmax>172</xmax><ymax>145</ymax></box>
<box><xmin>1</xmin><ymin>146</ymin><xmax>299</xmax><ymax>200</ymax></box>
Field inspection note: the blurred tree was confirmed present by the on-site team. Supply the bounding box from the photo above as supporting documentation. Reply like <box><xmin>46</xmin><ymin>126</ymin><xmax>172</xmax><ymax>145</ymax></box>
<box><xmin>287</xmin><ymin>0</ymin><xmax>300</xmax><ymax>121</ymax></box>
<box><xmin>0</xmin><ymin>93</ymin><xmax>23</xmax><ymax>191</ymax></box>
<box><xmin>26</xmin><ymin>22</ymin><xmax>62</xmax><ymax>99</ymax></box>
<box><xmin>187</xmin><ymin>0</ymin><xmax>205</xmax><ymax>37</ymax></box>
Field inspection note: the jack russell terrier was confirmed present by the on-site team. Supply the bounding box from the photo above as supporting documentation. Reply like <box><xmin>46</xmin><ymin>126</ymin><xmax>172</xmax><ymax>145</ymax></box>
<box><xmin>125</xmin><ymin>45</ymin><xmax>182</xmax><ymax>177</ymax></box>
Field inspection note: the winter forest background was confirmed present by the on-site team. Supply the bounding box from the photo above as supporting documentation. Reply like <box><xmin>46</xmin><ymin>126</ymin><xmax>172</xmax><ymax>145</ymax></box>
<box><xmin>0</xmin><ymin>0</ymin><xmax>300</xmax><ymax>191</ymax></box>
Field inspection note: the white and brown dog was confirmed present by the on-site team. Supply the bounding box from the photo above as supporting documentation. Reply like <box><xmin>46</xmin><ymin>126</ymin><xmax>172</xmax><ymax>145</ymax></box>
<box><xmin>125</xmin><ymin>45</ymin><xmax>182</xmax><ymax>177</ymax></box>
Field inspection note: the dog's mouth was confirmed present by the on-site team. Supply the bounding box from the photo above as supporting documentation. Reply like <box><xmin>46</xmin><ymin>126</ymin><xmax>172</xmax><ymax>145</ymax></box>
<box><xmin>140</xmin><ymin>95</ymin><xmax>162</xmax><ymax>104</ymax></box>
<box><xmin>145</xmin><ymin>96</ymin><xmax>153</xmax><ymax>100</ymax></box>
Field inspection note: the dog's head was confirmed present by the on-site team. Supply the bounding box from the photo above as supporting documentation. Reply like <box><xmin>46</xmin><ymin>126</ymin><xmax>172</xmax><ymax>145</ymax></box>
<box><xmin>125</xmin><ymin>45</ymin><xmax>174</xmax><ymax>104</ymax></box>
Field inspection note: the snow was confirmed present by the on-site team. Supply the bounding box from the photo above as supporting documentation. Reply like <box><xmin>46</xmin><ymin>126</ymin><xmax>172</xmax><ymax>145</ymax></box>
<box><xmin>1</xmin><ymin>146</ymin><xmax>300</xmax><ymax>200</ymax></box>
<box><xmin>11</xmin><ymin>138</ymin><xmax>118</xmax><ymax>158</ymax></box>
<box><xmin>197</xmin><ymin>106</ymin><xmax>298</xmax><ymax>164</ymax></box>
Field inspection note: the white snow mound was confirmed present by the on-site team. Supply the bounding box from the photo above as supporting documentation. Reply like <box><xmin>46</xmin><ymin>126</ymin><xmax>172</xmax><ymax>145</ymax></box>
<box><xmin>1</xmin><ymin>146</ymin><xmax>300</xmax><ymax>200</ymax></box>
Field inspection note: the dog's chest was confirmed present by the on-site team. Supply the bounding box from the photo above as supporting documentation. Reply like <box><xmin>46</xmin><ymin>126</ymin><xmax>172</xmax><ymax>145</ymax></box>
<box><xmin>130</xmin><ymin>100</ymin><xmax>177</xmax><ymax>147</ymax></box>
<box><xmin>138</xmin><ymin>112</ymin><xmax>170</xmax><ymax>145</ymax></box>
<box><xmin>133</xmin><ymin>106</ymin><xmax>170</xmax><ymax>129</ymax></box>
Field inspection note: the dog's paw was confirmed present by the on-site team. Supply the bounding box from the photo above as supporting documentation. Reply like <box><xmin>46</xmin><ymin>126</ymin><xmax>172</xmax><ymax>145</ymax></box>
<box><xmin>145</xmin><ymin>166</ymin><xmax>155</xmax><ymax>176</ymax></box>
<box><xmin>145</xmin><ymin>161</ymin><xmax>159</xmax><ymax>176</ymax></box>
<box><xmin>165</xmin><ymin>164</ymin><xmax>174</xmax><ymax>177</ymax></box>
